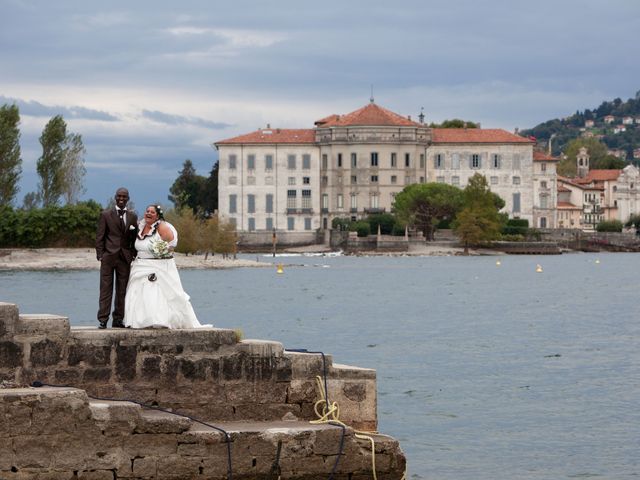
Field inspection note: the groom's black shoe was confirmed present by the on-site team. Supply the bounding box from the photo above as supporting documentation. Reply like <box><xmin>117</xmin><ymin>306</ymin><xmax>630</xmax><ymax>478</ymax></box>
<box><xmin>112</xmin><ymin>320</ymin><xmax>126</xmax><ymax>328</ymax></box>
<box><xmin>98</xmin><ymin>319</ymin><xmax>108</xmax><ymax>329</ymax></box>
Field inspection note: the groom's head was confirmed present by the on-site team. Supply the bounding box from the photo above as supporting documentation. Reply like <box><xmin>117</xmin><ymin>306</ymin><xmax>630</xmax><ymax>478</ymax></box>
<box><xmin>114</xmin><ymin>188</ymin><xmax>130</xmax><ymax>209</ymax></box>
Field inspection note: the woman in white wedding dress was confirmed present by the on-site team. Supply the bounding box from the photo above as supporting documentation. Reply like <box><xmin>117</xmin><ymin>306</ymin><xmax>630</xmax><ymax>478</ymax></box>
<box><xmin>123</xmin><ymin>205</ymin><xmax>209</xmax><ymax>329</ymax></box>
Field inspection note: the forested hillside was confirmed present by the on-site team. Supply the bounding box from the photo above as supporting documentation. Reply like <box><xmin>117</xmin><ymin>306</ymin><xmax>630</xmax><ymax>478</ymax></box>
<box><xmin>521</xmin><ymin>91</ymin><xmax>640</xmax><ymax>161</ymax></box>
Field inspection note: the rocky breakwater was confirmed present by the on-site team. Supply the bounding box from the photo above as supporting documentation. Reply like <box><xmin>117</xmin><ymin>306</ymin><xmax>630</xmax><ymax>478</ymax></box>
<box><xmin>0</xmin><ymin>302</ymin><xmax>405</xmax><ymax>479</ymax></box>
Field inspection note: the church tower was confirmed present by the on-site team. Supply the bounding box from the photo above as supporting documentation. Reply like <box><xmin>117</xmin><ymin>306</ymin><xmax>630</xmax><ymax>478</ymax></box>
<box><xmin>577</xmin><ymin>147</ymin><xmax>590</xmax><ymax>178</ymax></box>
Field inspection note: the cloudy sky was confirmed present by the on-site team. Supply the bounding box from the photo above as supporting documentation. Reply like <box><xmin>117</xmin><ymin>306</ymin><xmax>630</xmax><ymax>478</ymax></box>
<box><xmin>2</xmin><ymin>0</ymin><xmax>639</xmax><ymax>209</ymax></box>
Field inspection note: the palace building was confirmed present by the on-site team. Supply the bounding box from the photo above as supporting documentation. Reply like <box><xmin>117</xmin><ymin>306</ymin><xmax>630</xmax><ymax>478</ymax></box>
<box><xmin>215</xmin><ymin>101</ymin><xmax>557</xmax><ymax>240</ymax></box>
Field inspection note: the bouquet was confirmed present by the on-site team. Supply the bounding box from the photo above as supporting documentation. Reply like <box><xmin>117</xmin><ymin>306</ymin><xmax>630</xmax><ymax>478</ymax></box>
<box><xmin>149</xmin><ymin>239</ymin><xmax>172</xmax><ymax>259</ymax></box>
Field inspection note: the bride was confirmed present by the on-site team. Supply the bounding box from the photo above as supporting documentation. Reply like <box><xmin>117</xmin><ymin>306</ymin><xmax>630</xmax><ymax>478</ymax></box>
<box><xmin>123</xmin><ymin>204</ymin><xmax>209</xmax><ymax>329</ymax></box>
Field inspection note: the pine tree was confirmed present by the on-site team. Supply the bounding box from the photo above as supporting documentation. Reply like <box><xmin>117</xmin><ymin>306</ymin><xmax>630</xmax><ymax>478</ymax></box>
<box><xmin>0</xmin><ymin>104</ymin><xmax>22</xmax><ymax>206</ymax></box>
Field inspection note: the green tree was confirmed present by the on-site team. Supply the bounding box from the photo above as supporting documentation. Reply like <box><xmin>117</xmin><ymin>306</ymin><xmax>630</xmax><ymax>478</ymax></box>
<box><xmin>452</xmin><ymin>174</ymin><xmax>503</xmax><ymax>254</ymax></box>
<box><xmin>61</xmin><ymin>133</ymin><xmax>86</xmax><ymax>204</ymax></box>
<box><xmin>559</xmin><ymin>138</ymin><xmax>626</xmax><ymax>176</ymax></box>
<box><xmin>37</xmin><ymin>115</ymin><xmax>67</xmax><ymax>206</ymax></box>
<box><xmin>0</xmin><ymin>104</ymin><xmax>22</xmax><ymax>206</ymax></box>
<box><xmin>392</xmin><ymin>183</ymin><xmax>463</xmax><ymax>240</ymax></box>
<box><xmin>200</xmin><ymin>161</ymin><xmax>218</xmax><ymax>216</ymax></box>
<box><xmin>429</xmin><ymin>119</ymin><xmax>479</xmax><ymax>128</ymax></box>
<box><xmin>168</xmin><ymin>159</ymin><xmax>206</xmax><ymax>214</ymax></box>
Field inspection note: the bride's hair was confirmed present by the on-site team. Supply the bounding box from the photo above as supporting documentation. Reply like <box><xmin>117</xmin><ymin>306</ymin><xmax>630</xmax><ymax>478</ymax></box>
<box><xmin>149</xmin><ymin>204</ymin><xmax>164</xmax><ymax>220</ymax></box>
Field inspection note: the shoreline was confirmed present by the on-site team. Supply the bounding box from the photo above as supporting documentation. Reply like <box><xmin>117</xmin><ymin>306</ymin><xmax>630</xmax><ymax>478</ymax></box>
<box><xmin>0</xmin><ymin>248</ymin><xmax>268</xmax><ymax>271</ymax></box>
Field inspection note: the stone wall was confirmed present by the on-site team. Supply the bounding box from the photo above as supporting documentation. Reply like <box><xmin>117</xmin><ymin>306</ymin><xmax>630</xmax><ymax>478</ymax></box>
<box><xmin>0</xmin><ymin>302</ymin><xmax>405</xmax><ymax>479</ymax></box>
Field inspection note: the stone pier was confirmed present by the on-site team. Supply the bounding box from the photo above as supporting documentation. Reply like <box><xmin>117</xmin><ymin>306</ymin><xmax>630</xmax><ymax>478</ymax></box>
<box><xmin>0</xmin><ymin>302</ymin><xmax>405</xmax><ymax>479</ymax></box>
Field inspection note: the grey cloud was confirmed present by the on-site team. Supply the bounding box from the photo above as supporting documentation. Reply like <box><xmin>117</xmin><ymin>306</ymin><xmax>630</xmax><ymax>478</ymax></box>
<box><xmin>0</xmin><ymin>96</ymin><xmax>118</xmax><ymax>121</ymax></box>
<box><xmin>141</xmin><ymin>109</ymin><xmax>232</xmax><ymax>130</ymax></box>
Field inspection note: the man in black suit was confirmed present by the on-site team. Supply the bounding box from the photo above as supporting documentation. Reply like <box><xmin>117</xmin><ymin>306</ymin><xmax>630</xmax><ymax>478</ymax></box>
<box><xmin>95</xmin><ymin>188</ymin><xmax>138</xmax><ymax>329</ymax></box>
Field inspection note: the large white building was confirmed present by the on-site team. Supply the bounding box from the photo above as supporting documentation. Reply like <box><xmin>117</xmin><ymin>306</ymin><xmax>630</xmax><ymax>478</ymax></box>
<box><xmin>215</xmin><ymin>102</ymin><xmax>555</xmax><ymax>238</ymax></box>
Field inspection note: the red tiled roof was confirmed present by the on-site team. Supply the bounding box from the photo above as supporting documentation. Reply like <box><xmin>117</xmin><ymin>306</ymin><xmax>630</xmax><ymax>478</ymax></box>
<box><xmin>533</xmin><ymin>151</ymin><xmax>559</xmax><ymax>162</ymax></box>
<box><xmin>314</xmin><ymin>103</ymin><xmax>420</xmax><ymax>127</ymax></box>
<box><xmin>216</xmin><ymin>129</ymin><xmax>315</xmax><ymax>145</ymax></box>
<box><xmin>557</xmin><ymin>201</ymin><xmax>579</xmax><ymax>209</ymax></box>
<box><xmin>432</xmin><ymin>129</ymin><xmax>533</xmax><ymax>144</ymax></box>
<box><xmin>576</xmin><ymin>169</ymin><xmax>621</xmax><ymax>183</ymax></box>
<box><xmin>558</xmin><ymin>177</ymin><xmax>604</xmax><ymax>191</ymax></box>
<box><xmin>557</xmin><ymin>184</ymin><xmax>571</xmax><ymax>192</ymax></box>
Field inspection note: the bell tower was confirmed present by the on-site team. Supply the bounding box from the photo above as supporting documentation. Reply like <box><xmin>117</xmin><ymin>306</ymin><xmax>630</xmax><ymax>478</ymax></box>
<box><xmin>577</xmin><ymin>147</ymin><xmax>590</xmax><ymax>178</ymax></box>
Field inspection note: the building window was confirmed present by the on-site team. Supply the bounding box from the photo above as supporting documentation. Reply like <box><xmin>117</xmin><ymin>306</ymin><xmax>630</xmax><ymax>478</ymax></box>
<box><xmin>512</xmin><ymin>176</ymin><xmax>521</xmax><ymax>185</ymax></box>
<box><xmin>322</xmin><ymin>175</ymin><xmax>328</xmax><ymax>185</ymax></box>
<box><xmin>513</xmin><ymin>154</ymin><xmax>521</xmax><ymax>170</ymax></box>
<box><xmin>492</xmin><ymin>154</ymin><xmax>500</xmax><ymax>168</ymax></box>
<box><xmin>304</xmin><ymin>218</ymin><xmax>312</xmax><ymax>230</ymax></box>
<box><xmin>371</xmin><ymin>152</ymin><xmax>379</xmax><ymax>167</ymax></box>
<box><xmin>391</xmin><ymin>152</ymin><xmax>397</xmax><ymax>167</ymax></box>
<box><xmin>247</xmin><ymin>176</ymin><xmax>256</xmax><ymax>185</ymax></box>
<box><xmin>371</xmin><ymin>175</ymin><xmax>378</xmax><ymax>183</ymax></box>
<box><xmin>265</xmin><ymin>176</ymin><xmax>274</xmax><ymax>185</ymax></box>
<box><xmin>266</xmin><ymin>217</ymin><xmax>273</xmax><ymax>230</ymax></box>
<box><xmin>248</xmin><ymin>217</ymin><xmax>255</xmax><ymax>231</ymax></box>
<box><xmin>247</xmin><ymin>154</ymin><xmax>255</xmax><ymax>170</ymax></box>
<box><xmin>302</xmin><ymin>190</ymin><xmax>312</xmax><ymax>209</ymax></box>
<box><xmin>337</xmin><ymin>153</ymin><xmax>342</xmax><ymax>168</ymax></box>
<box><xmin>540</xmin><ymin>195</ymin><xmax>548</xmax><ymax>208</ymax></box>
<box><xmin>405</xmin><ymin>176</ymin><xmax>411</xmax><ymax>185</ymax></box>
<box><xmin>322</xmin><ymin>154</ymin><xmax>328</xmax><ymax>169</ymax></box>
<box><xmin>229</xmin><ymin>176</ymin><xmax>237</xmax><ymax>185</ymax></box>
<box><xmin>420</xmin><ymin>153</ymin><xmax>425</xmax><ymax>169</ymax></box>
<box><xmin>540</xmin><ymin>162</ymin><xmax>546</xmax><ymax>172</ymax></box>
<box><xmin>540</xmin><ymin>181</ymin><xmax>547</xmax><ymax>188</ymax></box>
<box><xmin>351</xmin><ymin>153</ymin><xmax>357</xmax><ymax>168</ymax></box>
<box><xmin>247</xmin><ymin>194</ymin><xmax>255</xmax><ymax>213</ymax></box>
<box><xmin>540</xmin><ymin>217</ymin><xmax>547</xmax><ymax>228</ymax></box>
<box><xmin>265</xmin><ymin>154</ymin><xmax>273</xmax><ymax>170</ymax></box>
<box><xmin>435</xmin><ymin>154</ymin><xmax>443</xmax><ymax>169</ymax></box>
<box><xmin>471</xmin><ymin>154</ymin><xmax>481</xmax><ymax>169</ymax></box>
<box><xmin>370</xmin><ymin>194</ymin><xmax>379</xmax><ymax>209</ymax></box>
<box><xmin>322</xmin><ymin>193</ymin><xmax>329</xmax><ymax>209</ymax></box>
<box><xmin>287</xmin><ymin>217</ymin><xmax>295</xmax><ymax>231</ymax></box>
<box><xmin>288</xmin><ymin>177</ymin><xmax>296</xmax><ymax>185</ymax></box>
<box><xmin>302</xmin><ymin>154</ymin><xmax>311</xmax><ymax>169</ymax></box>
<box><xmin>287</xmin><ymin>190</ymin><xmax>296</xmax><ymax>209</ymax></box>
<box><xmin>452</xmin><ymin>176</ymin><xmax>460</xmax><ymax>186</ymax></box>
<box><xmin>229</xmin><ymin>155</ymin><xmax>237</xmax><ymax>170</ymax></box>
<box><xmin>420</xmin><ymin>176</ymin><xmax>425</xmax><ymax>183</ymax></box>
<box><xmin>266</xmin><ymin>194</ymin><xmax>273</xmax><ymax>213</ymax></box>
<box><xmin>490</xmin><ymin>176</ymin><xmax>498</xmax><ymax>185</ymax></box>
<box><xmin>351</xmin><ymin>175</ymin><xmax>357</xmax><ymax>184</ymax></box>
<box><xmin>303</xmin><ymin>176</ymin><xmax>310</xmax><ymax>184</ymax></box>
<box><xmin>452</xmin><ymin>153</ymin><xmax>460</xmax><ymax>169</ymax></box>
<box><xmin>350</xmin><ymin>194</ymin><xmax>357</xmax><ymax>211</ymax></box>
<box><xmin>405</xmin><ymin>153</ymin><xmax>410</xmax><ymax>167</ymax></box>
<box><xmin>229</xmin><ymin>194</ymin><xmax>237</xmax><ymax>214</ymax></box>
<box><xmin>287</xmin><ymin>155</ymin><xmax>296</xmax><ymax>169</ymax></box>
<box><xmin>337</xmin><ymin>194</ymin><xmax>344</xmax><ymax>209</ymax></box>
<box><xmin>513</xmin><ymin>193</ymin><xmax>521</xmax><ymax>213</ymax></box>
<box><xmin>391</xmin><ymin>175</ymin><xmax>397</xmax><ymax>184</ymax></box>
<box><xmin>436</xmin><ymin>176</ymin><xmax>445</xmax><ymax>183</ymax></box>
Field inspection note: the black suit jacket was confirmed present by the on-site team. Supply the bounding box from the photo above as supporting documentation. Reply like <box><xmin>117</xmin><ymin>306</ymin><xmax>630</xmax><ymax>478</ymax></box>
<box><xmin>95</xmin><ymin>208</ymin><xmax>139</xmax><ymax>263</ymax></box>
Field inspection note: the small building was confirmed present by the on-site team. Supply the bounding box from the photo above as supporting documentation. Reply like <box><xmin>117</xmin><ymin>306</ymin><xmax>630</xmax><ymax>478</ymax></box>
<box><xmin>633</xmin><ymin>148</ymin><xmax>640</xmax><ymax>160</ymax></box>
<box><xmin>622</xmin><ymin>116</ymin><xmax>634</xmax><ymax>125</ymax></box>
<box><xmin>613</xmin><ymin>125</ymin><xmax>626</xmax><ymax>134</ymax></box>
<box><xmin>533</xmin><ymin>151</ymin><xmax>559</xmax><ymax>228</ymax></box>
<box><xmin>604</xmin><ymin>115</ymin><xmax>615</xmax><ymax>124</ymax></box>
<box><xmin>585</xmin><ymin>119</ymin><xmax>595</xmax><ymax>128</ymax></box>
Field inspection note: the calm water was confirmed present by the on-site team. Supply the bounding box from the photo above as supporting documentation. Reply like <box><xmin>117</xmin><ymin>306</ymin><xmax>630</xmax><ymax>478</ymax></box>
<box><xmin>2</xmin><ymin>253</ymin><xmax>639</xmax><ymax>479</ymax></box>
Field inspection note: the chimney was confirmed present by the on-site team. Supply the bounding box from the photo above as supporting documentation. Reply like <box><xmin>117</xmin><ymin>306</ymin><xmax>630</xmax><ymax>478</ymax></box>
<box><xmin>266</xmin><ymin>123</ymin><xmax>270</xmax><ymax>129</ymax></box>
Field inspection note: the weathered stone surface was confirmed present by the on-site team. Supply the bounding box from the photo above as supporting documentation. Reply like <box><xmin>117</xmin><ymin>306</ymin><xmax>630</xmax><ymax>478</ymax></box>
<box><xmin>83</xmin><ymin>367</ymin><xmax>112</xmax><ymax>382</ymax></box>
<box><xmin>78</xmin><ymin>470</ymin><xmax>116</xmax><ymax>480</ymax></box>
<box><xmin>137</xmin><ymin>409</ymin><xmax>192</xmax><ymax>434</ymax></box>
<box><xmin>18</xmin><ymin>314</ymin><xmax>69</xmax><ymax>337</ymax></box>
<box><xmin>30</xmin><ymin>339</ymin><xmax>63</xmax><ymax>367</ymax></box>
<box><xmin>141</xmin><ymin>355</ymin><xmax>161</xmax><ymax>379</ymax></box>
<box><xmin>0</xmin><ymin>341</ymin><xmax>22</xmax><ymax>368</ymax></box>
<box><xmin>115</xmin><ymin>345</ymin><xmax>137</xmax><ymax>381</ymax></box>
<box><xmin>68</xmin><ymin>344</ymin><xmax>111</xmax><ymax>366</ymax></box>
<box><xmin>0</xmin><ymin>302</ymin><xmax>19</xmax><ymax>339</ymax></box>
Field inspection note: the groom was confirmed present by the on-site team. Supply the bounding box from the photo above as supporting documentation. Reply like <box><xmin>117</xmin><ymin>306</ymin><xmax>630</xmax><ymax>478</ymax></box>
<box><xmin>95</xmin><ymin>187</ymin><xmax>138</xmax><ymax>329</ymax></box>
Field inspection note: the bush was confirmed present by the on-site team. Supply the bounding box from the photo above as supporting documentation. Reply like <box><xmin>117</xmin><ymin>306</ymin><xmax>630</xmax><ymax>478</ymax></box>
<box><xmin>332</xmin><ymin>217</ymin><xmax>352</xmax><ymax>231</ymax></box>
<box><xmin>507</xmin><ymin>218</ymin><xmax>529</xmax><ymax>228</ymax></box>
<box><xmin>596</xmin><ymin>220</ymin><xmax>623</xmax><ymax>232</ymax></box>
<box><xmin>367</xmin><ymin>213</ymin><xmax>396</xmax><ymax>235</ymax></box>
<box><xmin>502</xmin><ymin>218</ymin><xmax>529</xmax><ymax>236</ymax></box>
<box><xmin>391</xmin><ymin>223</ymin><xmax>407</xmax><ymax>236</ymax></box>
<box><xmin>500</xmin><ymin>234</ymin><xmax>525</xmax><ymax>241</ymax></box>
<box><xmin>352</xmin><ymin>221</ymin><xmax>371</xmax><ymax>237</ymax></box>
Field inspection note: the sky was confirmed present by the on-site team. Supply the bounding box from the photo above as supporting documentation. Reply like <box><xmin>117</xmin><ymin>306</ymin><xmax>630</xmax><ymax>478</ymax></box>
<box><xmin>2</xmin><ymin>0</ymin><xmax>639</xmax><ymax>210</ymax></box>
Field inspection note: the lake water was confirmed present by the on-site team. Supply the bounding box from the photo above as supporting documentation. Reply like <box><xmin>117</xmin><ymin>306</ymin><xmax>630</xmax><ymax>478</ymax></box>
<box><xmin>2</xmin><ymin>253</ymin><xmax>639</xmax><ymax>479</ymax></box>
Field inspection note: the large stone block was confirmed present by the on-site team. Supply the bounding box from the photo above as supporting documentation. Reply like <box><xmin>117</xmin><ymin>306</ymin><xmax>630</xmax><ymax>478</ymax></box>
<box><xmin>29</xmin><ymin>339</ymin><xmax>63</xmax><ymax>367</ymax></box>
<box><xmin>18</xmin><ymin>314</ymin><xmax>69</xmax><ymax>337</ymax></box>
<box><xmin>0</xmin><ymin>341</ymin><xmax>23</xmax><ymax>368</ymax></box>
<box><xmin>0</xmin><ymin>302</ymin><xmax>19</xmax><ymax>339</ymax></box>
<box><xmin>115</xmin><ymin>344</ymin><xmax>137</xmax><ymax>381</ymax></box>
<box><xmin>68</xmin><ymin>344</ymin><xmax>111</xmax><ymax>367</ymax></box>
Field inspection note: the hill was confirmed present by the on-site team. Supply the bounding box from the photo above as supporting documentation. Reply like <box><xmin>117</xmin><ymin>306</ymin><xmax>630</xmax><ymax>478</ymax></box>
<box><xmin>521</xmin><ymin>91</ymin><xmax>640</xmax><ymax>162</ymax></box>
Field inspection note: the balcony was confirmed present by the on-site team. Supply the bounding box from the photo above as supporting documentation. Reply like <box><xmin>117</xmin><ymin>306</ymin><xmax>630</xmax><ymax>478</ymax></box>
<box><xmin>286</xmin><ymin>208</ymin><xmax>314</xmax><ymax>215</ymax></box>
<box><xmin>364</xmin><ymin>207</ymin><xmax>386</xmax><ymax>214</ymax></box>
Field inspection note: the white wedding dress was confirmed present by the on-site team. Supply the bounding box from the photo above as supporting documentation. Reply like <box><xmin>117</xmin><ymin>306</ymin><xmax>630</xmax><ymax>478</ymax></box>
<box><xmin>123</xmin><ymin>221</ymin><xmax>210</xmax><ymax>329</ymax></box>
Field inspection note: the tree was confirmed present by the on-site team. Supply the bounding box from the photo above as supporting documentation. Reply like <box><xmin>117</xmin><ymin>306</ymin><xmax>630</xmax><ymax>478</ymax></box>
<box><xmin>392</xmin><ymin>183</ymin><xmax>463</xmax><ymax>240</ymax></box>
<box><xmin>452</xmin><ymin>174</ymin><xmax>503</xmax><ymax>254</ymax></box>
<box><xmin>0</xmin><ymin>103</ymin><xmax>22</xmax><ymax>206</ymax></box>
<box><xmin>37</xmin><ymin>115</ymin><xmax>67</xmax><ymax>206</ymax></box>
<box><xmin>558</xmin><ymin>137</ymin><xmax>625</xmax><ymax>176</ymax></box>
<box><xmin>200</xmin><ymin>161</ymin><xmax>219</xmax><ymax>216</ymax></box>
<box><xmin>61</xmin><ymin>133</ymin><xmax>86</xmax><ymax>204</ymax></box>
<box><xmin>168</xmin><ymin>159</ymin><xmax>206</xmax><ymax>214</ymax></box>
<box><xmin>429</xmin><ymin>119</ymin><xmax>479</xmax><ymax>128</ymax></box>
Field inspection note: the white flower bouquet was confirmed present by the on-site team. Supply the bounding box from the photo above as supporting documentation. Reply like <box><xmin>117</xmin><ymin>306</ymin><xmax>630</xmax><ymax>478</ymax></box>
<box><xmin>149</xmin><ymin>239</ymin><xmax>172</xmax><ymax>259</ymax></box>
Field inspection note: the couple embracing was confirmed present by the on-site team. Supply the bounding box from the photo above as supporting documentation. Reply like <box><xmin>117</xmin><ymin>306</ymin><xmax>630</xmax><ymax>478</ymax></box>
<box><xmin>95</xmin><ymin>187</ymin><xmax>209</xmax><ymax>330</ymax></box>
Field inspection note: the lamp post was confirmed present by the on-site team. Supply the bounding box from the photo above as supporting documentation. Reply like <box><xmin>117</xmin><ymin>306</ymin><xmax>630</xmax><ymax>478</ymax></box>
<box><xmin>272</xmin><ymin>228</ymin><xmax>277</xmax><ymax>257</ymax></box>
